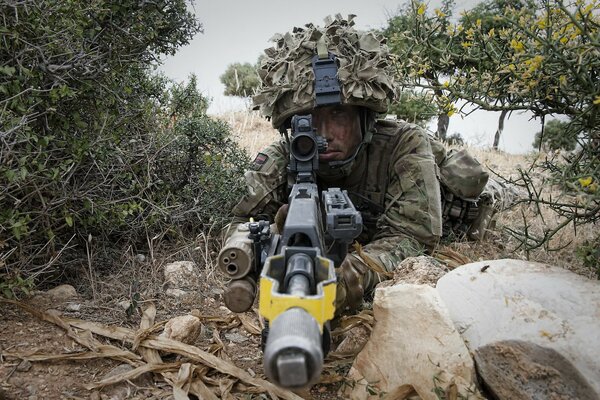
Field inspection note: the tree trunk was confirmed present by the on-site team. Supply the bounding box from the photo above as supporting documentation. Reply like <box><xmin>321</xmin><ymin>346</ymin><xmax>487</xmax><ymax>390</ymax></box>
<box><xmin>437</xmin><ymin>113</ymin><xmax>449</xmax><ymax>140</ymax></box>
<box><xmin>493</xmin><ymin>110</ymin><xmax>508</xmax><ymax>150</ymax></box>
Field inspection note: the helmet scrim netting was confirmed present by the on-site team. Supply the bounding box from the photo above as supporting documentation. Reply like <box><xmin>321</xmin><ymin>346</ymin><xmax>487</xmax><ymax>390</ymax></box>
<box><xmin>252</xmin><ymin>14</ymin><xmax>398</xmax><ymax>128</ymax></box>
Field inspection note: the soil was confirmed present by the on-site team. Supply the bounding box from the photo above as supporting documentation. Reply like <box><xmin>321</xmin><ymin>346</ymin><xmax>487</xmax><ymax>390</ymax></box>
<box><xmin>0</xmin><ymin>255</ymin><xmax>350</xmax><ymax>400</ymax></box>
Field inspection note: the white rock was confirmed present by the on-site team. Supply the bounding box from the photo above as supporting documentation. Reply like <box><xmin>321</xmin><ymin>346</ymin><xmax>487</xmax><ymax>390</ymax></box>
<box><xmin>45</xmin><ymin>284</ymin><xmax>78</xmax><ymax>301</ymax></box>
<box><xmin>436</xmin><ymin>259</ymin><xmax>600</xmax><ymax>398</ymax></box>
<box><xmin>65</xmin><ymin>303</ymin><xmax>81</xmax><ymax>312</ymax></box>
<box><xmin>345</xmin><ymin>284</ymin><xmax>481</xmax><ymax>400</ymax></box>
<box><xmin>165</xmin><ymin>288</ymin><xmax>189</xmax><ymax>298</ymax></box>
<box><xmin>163</xmin><ymin>261</ymin><xmax>198</xmax><ymax>291</ymax></box>
<box><xmin>160</xmin><ymin>315</ymin><xmax>202</xmax><ymax>345</ymax></box>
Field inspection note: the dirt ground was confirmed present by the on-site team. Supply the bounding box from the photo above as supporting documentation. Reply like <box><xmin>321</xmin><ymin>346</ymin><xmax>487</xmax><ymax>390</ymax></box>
<box><xmin>0</xmin><ymin>252</ymin><xmax>351</xmax><ymax>400</ymax></box>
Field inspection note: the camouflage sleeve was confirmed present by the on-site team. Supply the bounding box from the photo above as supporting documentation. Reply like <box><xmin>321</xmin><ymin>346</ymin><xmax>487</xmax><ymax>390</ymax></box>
<box><xmin>223</xmin><ymin>138</ymin><xmax>289</xmax><ymax>239</ymax></box>
<box><xmin>357</xmin><ymin>123</ymin><xmax>443</xmax><ymax>276</ymax></box>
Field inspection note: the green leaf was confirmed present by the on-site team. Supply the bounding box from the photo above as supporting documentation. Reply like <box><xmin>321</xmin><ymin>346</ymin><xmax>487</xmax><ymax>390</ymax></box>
<box><xmin>0</xmin><ymin>66</ymin><xmax>16</xmax><ymax>76</ymax></box>
<box><xmin>65</xmin><ymin>215</ymin><xmax>73</xmax><ymax>227</ymax></box>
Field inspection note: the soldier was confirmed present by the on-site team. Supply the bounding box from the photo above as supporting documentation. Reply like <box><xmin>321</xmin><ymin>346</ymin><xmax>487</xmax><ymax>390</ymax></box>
<box><xmin>224</xmin><ymin>15</ymin><xmax>495</xmax><ymax>313</ymax></box>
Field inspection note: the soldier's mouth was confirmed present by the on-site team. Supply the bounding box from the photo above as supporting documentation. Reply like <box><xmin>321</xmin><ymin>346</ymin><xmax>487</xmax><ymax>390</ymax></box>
<box><xmin>319</xmin><ymin>151</ymin><xmax>342</xmax><ymax>161</ymax></box>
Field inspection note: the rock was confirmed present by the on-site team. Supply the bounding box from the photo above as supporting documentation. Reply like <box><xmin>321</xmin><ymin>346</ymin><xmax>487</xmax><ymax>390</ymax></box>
<box><xmin>224</xmin><ymin>331</ymin><xmax>248</xmax><ymax>344</ymax></box>
<box><xmin>344</xmin><ymin>284</ymin><xmax>481</xmax><ymax>400</ymax></box>
<box><xmin>436</xmin><ymin>259</ymin><xmax>600</xmax><ymax>399</ymax></box>
<box><xmin>65</xmin><ymin>303</ymin><xmax>81</xmax><ymax>312</ymax></box>
<box><xmin>16</xmin><ymin>359</ymin><xmax>32</xmax><ymax>372</ymax></box>
<box><xmin>474</xmin><ymin>340</ymin><xmax>597</xmax><ymax>400</ymax></box>
<box><xmin>135</xmin><ymin>254</ymin><xmax>146</xmax><ymax>263</ymax></box>
<box><xmin>379</xmin><ymin>256</ymin><xmax>449</xmax><ymax>288</ymax></box>
<box><xmin>45</xmin><ymin>284</ymin><xmax>78</xmax><ymax>301</ymax></box>
<box><xmin>165</xmin><ymin>288</ymin><xmax>189</xmax><ymax>298</ymax></box>
<box><xmin>163</xmin><ymin>261</ymin><xmax>197</xmax><ymax>288</ymax></box>
<box><xmin>117</xmin><ymin>300</ymin><xmax>131</xmax><ymax>310</ymax></box>
<box><xmin>160</xmin><ymin>315</ymin><xmax>202</xmax><ymax>345</ymax></box>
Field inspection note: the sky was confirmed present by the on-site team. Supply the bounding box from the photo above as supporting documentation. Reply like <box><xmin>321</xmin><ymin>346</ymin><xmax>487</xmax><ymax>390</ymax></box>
<box><xmin>159</xmin><ymin>0</ymin><xmax>546</xmax><ymax>154</ymax></box>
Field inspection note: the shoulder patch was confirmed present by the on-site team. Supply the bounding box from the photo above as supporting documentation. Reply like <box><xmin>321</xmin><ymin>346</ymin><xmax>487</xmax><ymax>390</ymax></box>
<box><xmin>250</xmin><ymin>152</ymin><xmax>270</xmax><ymax>171</ymax></box>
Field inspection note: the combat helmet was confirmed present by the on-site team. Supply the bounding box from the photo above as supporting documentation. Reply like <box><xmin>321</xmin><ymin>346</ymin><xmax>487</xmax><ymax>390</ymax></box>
<box><xmin>252</xmin><ymin>14</ymin><xmax>398</xmax><ymax>129</ymax></box>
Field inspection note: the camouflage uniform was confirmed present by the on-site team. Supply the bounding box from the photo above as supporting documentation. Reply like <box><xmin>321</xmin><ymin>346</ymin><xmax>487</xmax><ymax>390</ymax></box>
<box><xmin>229</xmin><ymin>118</ymin><xmax>444</xmax><ymax>310</ymax></box>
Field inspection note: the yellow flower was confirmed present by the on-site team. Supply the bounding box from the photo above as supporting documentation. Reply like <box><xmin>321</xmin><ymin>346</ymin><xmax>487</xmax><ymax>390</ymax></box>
<box><xmin>594</xmin><ymin>95</ymin><xmax>600</xmax><ymax>105</ymax></box>
<box><xmin>588</xmin><ymin>182</ymin><xmax>598</xmax><ymax>193</ymax></box>
<box><xmin>462</xmin><ymin>41</ymin><xmax>472</xmax><ymax>48</ymax></box>
<box><xmin>559</xmin><ymin>75</ymin><xmax>567</xmax><ymax>86</ymax></box>
<box><xmin>537</xmin><ymin>19</ymin><xmax>547</xmax><ymax>29</ymax></box>
<box><xmin>510</xmin><ymin>39</ymin><xmax>525</xmax><ymax>52</ymax></box>
<box><xmin>488</xmin><ymin>28</ymin><xmax>495</xmax><ymax>37</ymax></box>
<box><xmin>447</xmin><ymin>109</ymin><xmax>455</xmax><ymax>117</ymax></box>
<box><xmin>417</xmin><ymin>3</ymin><xmax>427</xmax><ymax>15</ymax></box>
<box><xmin>579</xmin><ymin>176</ymin><xmax>593</xmax><ymax>187</ymax></box>
<box><xmin>435</xmin><ymin>8</ymin><xmax>446</xmax><ymax>17</ymax></box>
<box><xmin>476</xmin><ymin>19</ymin><xmax>482</xmax><ymax>28</ymax></box>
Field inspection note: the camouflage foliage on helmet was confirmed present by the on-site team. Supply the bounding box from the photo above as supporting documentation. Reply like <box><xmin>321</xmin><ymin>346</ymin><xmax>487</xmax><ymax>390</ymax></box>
<box><xmin>252</xmin><ymin>14</ymin><xmax>398</xmax><ymax>128</ymax></box>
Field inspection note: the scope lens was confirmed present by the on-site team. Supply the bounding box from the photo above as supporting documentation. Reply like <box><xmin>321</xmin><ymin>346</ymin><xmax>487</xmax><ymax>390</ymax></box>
<box><xmin>292</xmin><ymin>135</ymin><xmax>315</xmax><ymax>158</ymax></box>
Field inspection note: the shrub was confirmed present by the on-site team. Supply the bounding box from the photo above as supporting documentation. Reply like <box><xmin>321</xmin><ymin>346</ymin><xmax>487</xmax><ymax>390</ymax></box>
<box><xmin>0</xmin><ymin>1</ymin><xmax>248</xmax><ymax>279</ymax></box>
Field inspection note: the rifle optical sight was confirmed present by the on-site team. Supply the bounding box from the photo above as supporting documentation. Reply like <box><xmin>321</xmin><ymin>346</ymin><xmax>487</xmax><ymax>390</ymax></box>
<box><xmin>289</xmin><ymin>115</ymin><xmax>327</xmax><ymax>176</ymax></box>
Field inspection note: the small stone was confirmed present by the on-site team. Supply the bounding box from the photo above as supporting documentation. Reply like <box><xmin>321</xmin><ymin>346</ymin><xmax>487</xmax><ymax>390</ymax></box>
<box><xmin>17</xmin><ymin>359</ymin><xmax>32</xmax><ymax>372</ymax></box>
<box><xmin>118</xmin><ymin>300</ymin><xmax>131</xmax><ymax>310</ymax></box>
<box><xmin>45</xmin><ymin>284</ymin><xmax>78</xmax><ymax>301</ymax></box>
<box><xmin>160</xmin><ymin>315</ymin><xmax>202</xmax><ymax>345</ymax></box>
<box><xmin>165</xmin><ymin>288</ymin><xmax>188</xmax><ymax>298</ymax></box>
<box><xmin>135</xmin><ymin>254</ymin><xmax>146</xmax><ymax>263</ymax></box>
<box><xmin>25</xmin><ymin>384</ymin><xmax>37</xmax><ymax>396</ymax></box>
<box><xmin>225</xmin><ymin>332</ymin><xmax>249</xmax><ymax>343</ymax></box>
<box><xmin>65</xmin><ymin>303</ymin><xmax>81</xmax><ymax>312</ymax></box>
<box><xmin>163</xmin><ymin>261</ymin><xmax>197</xmax><ymax>290</ymax></box>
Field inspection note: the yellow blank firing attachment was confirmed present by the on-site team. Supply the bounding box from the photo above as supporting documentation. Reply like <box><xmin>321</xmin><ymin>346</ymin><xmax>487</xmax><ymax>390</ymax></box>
<box><xmin>258</xmin><ymin>254</ymin><xmax>336</xmax><ymax>331</ymax></box>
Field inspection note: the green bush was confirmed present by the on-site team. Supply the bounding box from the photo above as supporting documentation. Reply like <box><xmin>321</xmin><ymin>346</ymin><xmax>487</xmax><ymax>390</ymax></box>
<box><xmin>0</xmin><ymin>1</ymin><xmax>248</xmax><ymax>278</ymax></box>
<box><xmin>533</xmin><ymin>119</ymin><xmax>578</xmax><ymax>151</ymax></box>
<box><xmin>387</xmin><ymin>90</ymin><xmax>438</xmax><ymax>127</ymax></box>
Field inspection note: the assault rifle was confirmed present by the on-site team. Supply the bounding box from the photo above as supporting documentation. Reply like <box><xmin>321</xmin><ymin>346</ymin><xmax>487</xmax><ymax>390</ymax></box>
<box><xmin>218</xmin><ymin>114</ymin><xmax>362</xmax><ymax>388</ymax></box>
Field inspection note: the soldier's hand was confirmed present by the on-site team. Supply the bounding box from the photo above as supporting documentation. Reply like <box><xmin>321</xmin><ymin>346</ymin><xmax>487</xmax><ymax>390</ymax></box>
<box><xmin>335</xmin><ymin>254</ymin><xmax>368</xmax><ymax>314</ymax></box>
<box><xmin>274</xmin><ymin>204</ymin><xmax>289</xmax><ymax>234</ymax></box>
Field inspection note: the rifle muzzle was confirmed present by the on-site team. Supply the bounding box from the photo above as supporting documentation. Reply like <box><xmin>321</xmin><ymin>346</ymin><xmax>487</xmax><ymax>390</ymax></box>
<box><xmin>263</xmin><ymin>307</ymin><xmax>323</xmax><ymax>388</ymax></box>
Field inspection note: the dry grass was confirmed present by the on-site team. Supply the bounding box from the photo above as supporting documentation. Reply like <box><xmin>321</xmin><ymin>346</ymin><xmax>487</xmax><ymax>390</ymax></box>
<box><xmin>221</xmin><ymin>110</ymin><xmax>597</xmax><ymax>279</ymax></box>
<box><xmin>214</xmin><ymin>110</ymin><xmax>279</xmax><ymax>156</ymax></box>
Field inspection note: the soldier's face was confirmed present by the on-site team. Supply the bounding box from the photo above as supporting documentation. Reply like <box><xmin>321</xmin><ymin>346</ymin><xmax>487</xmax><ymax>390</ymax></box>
<box><xmin>312</xmin><ymin>105</ymin><xmax>362</xmax><ymax>162</ymax></box>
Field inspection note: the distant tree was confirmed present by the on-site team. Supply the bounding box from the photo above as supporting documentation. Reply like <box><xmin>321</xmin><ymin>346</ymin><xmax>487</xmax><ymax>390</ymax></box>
<box><xmin>220</xmin><ymin>62</ymin><xmax>260</xmax><ymax>98</ymax></box>
<box><xmin>385</xmin><ymin>0</ymin><xmax>600</xmax><ymax>255</ymax></box>
<box><xmin>388</xmin><ymin>90</ymin><xmax>438</xmax><ymax>127</ymax></box>
<box><xmin>446</xmin><ymin>132</ymin><xmax>465</xmax><ymax>146</ymax></box>
<box><xmin>383</xmin><ymin>1</ymin><xmax>455</xmax><ymax>139</ymax></box>
<box><xmin>533</xmin><ymin>119</ymin><xmax>577</xmax><ymax>151</ymax></box>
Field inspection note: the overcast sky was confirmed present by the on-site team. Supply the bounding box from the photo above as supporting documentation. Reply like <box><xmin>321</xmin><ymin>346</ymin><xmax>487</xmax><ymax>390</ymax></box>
<box><xmin>159</xmin><ymin>0</ymin><xmax>545</xmax><ymax>154</ymax></box>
